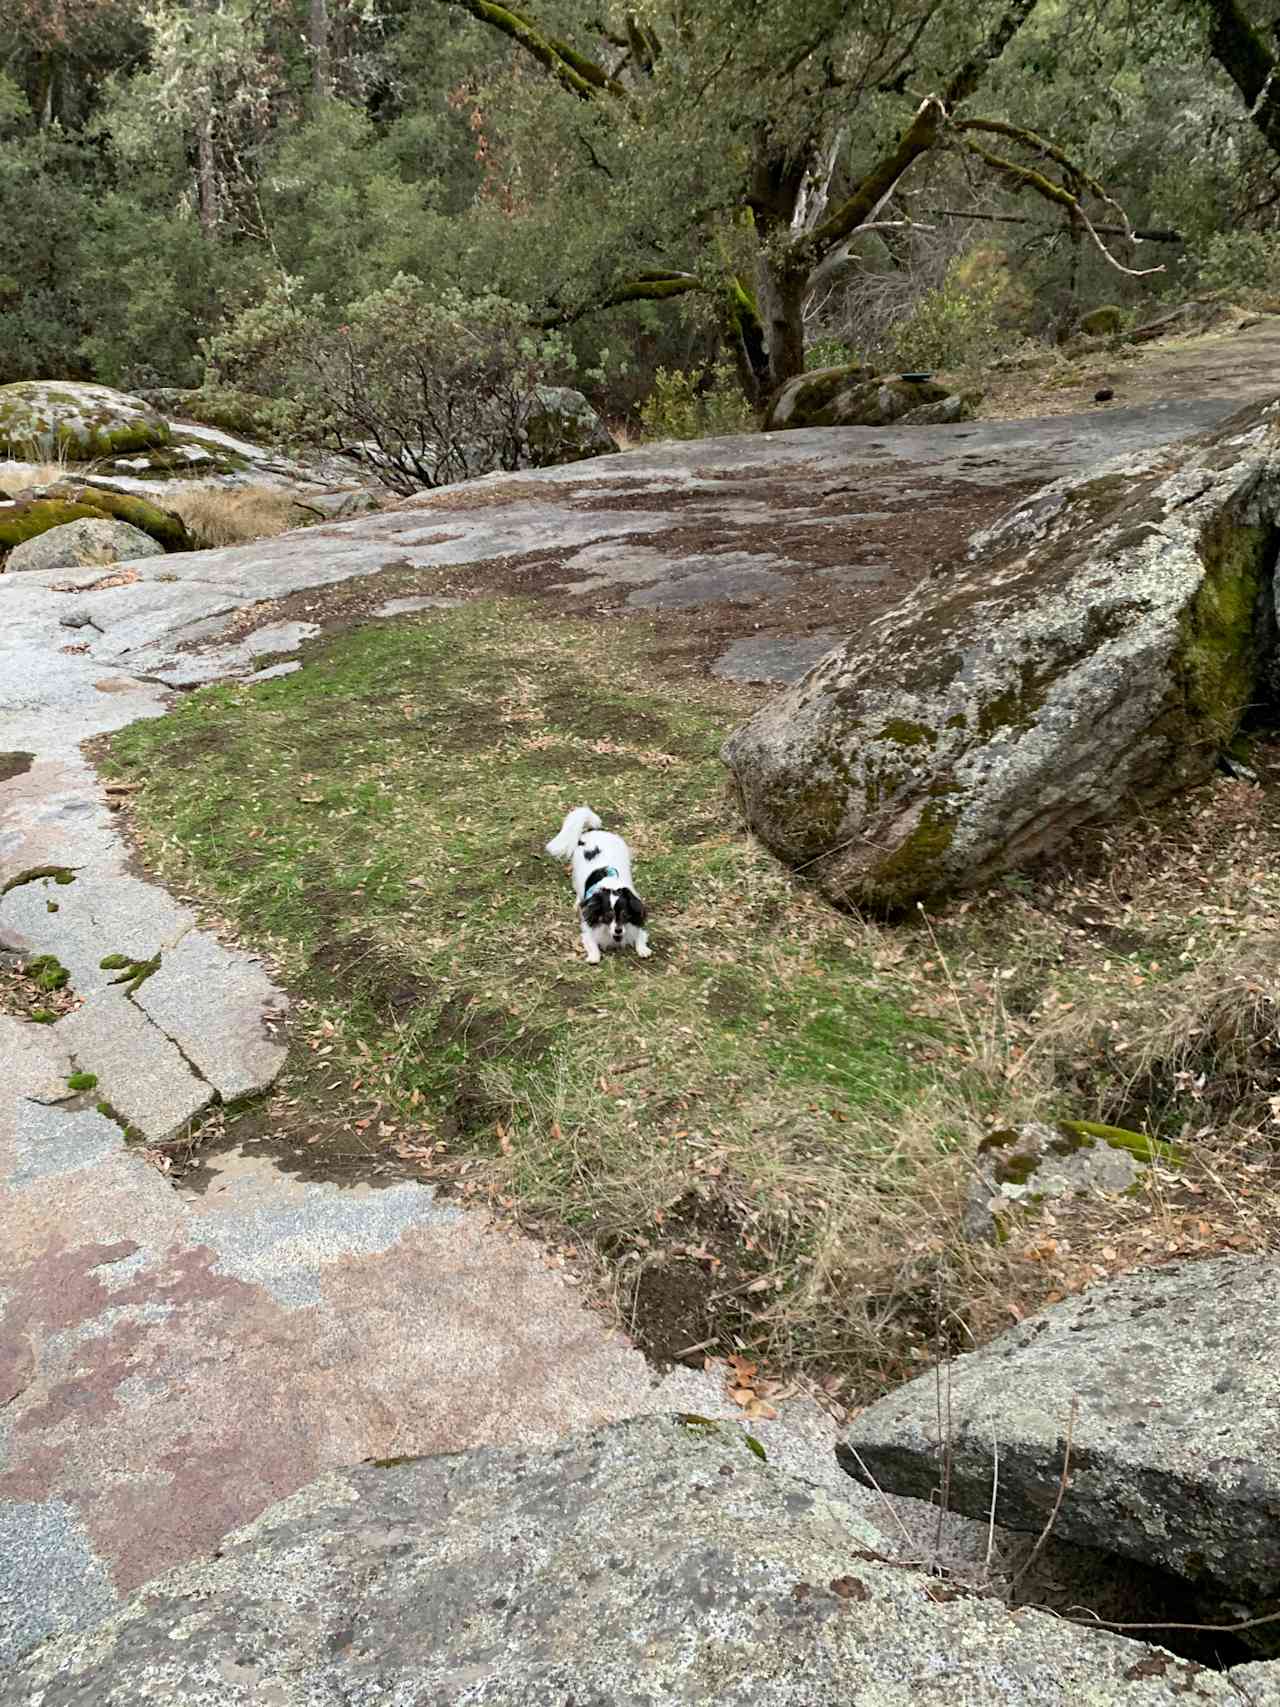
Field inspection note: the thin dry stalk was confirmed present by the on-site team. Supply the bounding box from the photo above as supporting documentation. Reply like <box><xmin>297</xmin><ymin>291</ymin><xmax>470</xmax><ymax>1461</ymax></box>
<box><xmin>1009</xmin><ymin>1398</ymin><xmax>1077</xmax><ymax>1597</ymax></box>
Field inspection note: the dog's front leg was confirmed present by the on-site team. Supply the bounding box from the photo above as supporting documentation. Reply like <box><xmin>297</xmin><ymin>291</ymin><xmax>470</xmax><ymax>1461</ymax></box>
<box><xmin>634</xmin><ymin>929</ymin><xmax>651</xmax><ymax>959</ymax></box>
<box><xmin>580</xmin><ymin>924</ymin><xmax>602</xmax><ymax>964</ymax></box>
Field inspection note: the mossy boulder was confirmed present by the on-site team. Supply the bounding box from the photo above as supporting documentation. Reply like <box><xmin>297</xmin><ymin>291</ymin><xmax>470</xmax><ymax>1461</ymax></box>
<box><xmin>0</xmin><ymin>381</ymin><xmax>170</xmax><ymax>461</ymax></box>
<box><xmin>0</xmin><ymin>497</ymin><xmax>109</xmax><ymax>550</ymax></box>
<box><xmin>523</xmin><ymin>386</ymin><xmax>619</xmax><ymax>466</ymax></box>
<box><xmin>898</xmin><ymin>390</ymin><xmax>983</xmax><ymax>426</ymax></box>
<box><xmin>763</xmin><ymin>366</ymin><xmax>948</xmax><ymax>431</ymax></box>
<box><xmin>0</xmin><ymin>485</ymin><xmax>188</xmax><ymax>554</ymax></box>
<box><xmin>723</xmin><ymin>398</ymin><xmax>1280</xmax><ymax>909</ymax></box>
<box><xmin>25</xmin><ymin>482</ymin><xmax>190</xmax><ymax>551</ymax></box>
<box><xmin>7</xmin><ymin>517</ymin><xmax>166</xmax><ymax>573</ymax></box>
<box><xmin>98</xmin><ymin>437</ymin><xmax>253</xmax><ymax>479</ymax></box>
<box><xmin>962</xmin><ymin>1118</ymin><xmax>1167</xmax><ymax>1242</ymax></box>
<box><xmin>1079</xmin><ymin>304</ymin><xmax>1124</xmax><ymax>337</ymax></box>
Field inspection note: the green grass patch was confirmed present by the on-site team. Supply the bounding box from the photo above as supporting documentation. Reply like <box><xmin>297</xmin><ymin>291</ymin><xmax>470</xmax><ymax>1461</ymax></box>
<box><xmin>103</xmin><ymin>600</ymin><xmax>981</xmax><ymax>1381</ymax></box>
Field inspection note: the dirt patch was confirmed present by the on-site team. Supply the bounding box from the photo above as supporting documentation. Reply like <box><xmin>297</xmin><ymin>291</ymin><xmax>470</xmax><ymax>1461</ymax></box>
<box><xmin>0</xmin><ymin>751</ymin><xmax>34</xmax><ymax>782</ymax></box>
<box><xmin>961</xmin><ymin>315</ymin><xmax>1280</xmax><ymax>424</ymax></box>
<box><xmin>396</xmin><ymin>479</ymin><xmax>587</xmax><ymax>510</ymax></box>
<box><xmin>310</xmin><ymin>934</ymin><xmax>433</xmax><ymax>1021</ymax></box>
<box><xmin>607</xmin><ymin>1189</ymin><xmax>773</xmax><ymax>1367</ymax></box>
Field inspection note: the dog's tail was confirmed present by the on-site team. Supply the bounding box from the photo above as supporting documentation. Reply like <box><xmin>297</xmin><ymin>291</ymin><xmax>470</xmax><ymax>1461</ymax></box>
<box><xmin>545</xmin><ymin>805</ymin><xmax>602</xmax><ymax>862</ymax></box>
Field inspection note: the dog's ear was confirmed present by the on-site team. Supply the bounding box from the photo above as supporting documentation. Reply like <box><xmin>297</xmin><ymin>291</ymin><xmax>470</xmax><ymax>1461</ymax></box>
<box><xmin>581</xmin><ymin>889</ymin><xmax>612</xmax><ymax>928</ymax></box>
<box><xmin>620</xmin><ymin>888</ymin><xmax>647</xmax><ymax>927</ymax></box>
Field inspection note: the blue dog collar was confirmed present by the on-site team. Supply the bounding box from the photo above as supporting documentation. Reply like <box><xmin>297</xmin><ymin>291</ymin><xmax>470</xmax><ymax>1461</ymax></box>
<box><xmin>582</xmin><ymin>867</ymin><xmax>619</xmax><ymax>902</ymax></box>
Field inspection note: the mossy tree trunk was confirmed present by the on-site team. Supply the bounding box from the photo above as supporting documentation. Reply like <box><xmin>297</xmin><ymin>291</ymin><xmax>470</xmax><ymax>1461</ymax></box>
<box><xmin>309</xmin><ymin>0</ymin><xmax>332</xmax><ymax>99</ymax></box>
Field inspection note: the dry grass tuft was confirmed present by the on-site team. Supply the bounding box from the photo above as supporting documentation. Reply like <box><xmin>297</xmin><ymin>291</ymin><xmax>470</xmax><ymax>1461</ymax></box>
<box><xmin>0</xmin><ymin>458</ymin><xmax>69</xmax><ymax>497</ymax></box>
<box><xmin>163</xmin><ymin>484</ymin><xmax>319</xmax><ymax>548</ymax></box>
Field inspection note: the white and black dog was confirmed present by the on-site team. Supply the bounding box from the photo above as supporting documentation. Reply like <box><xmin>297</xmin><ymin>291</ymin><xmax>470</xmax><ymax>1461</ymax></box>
<box><xmin>545</xmin><ymin>807</ymin><xmax>651</xmax><ymax>964</ymax></box>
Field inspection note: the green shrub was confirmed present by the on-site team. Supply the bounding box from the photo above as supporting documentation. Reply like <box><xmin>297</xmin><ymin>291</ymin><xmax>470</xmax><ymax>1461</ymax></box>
<box><xmin>1195</xmin><ymin>230</ymin><xmax>1280</xmax><ymax>294</ymax></box>
<box><xmin>889</xmin><ymin>261</ymin><xmax>1003</xmax><ymax>372</ymax></box>
<box><xmin>805</xmin><ymin>337</ymin><xmax>860</xmax><ymax>371</ymax></box>
<box><xmin>638</xmin><ymin>359</ymin><xmax>755</xmax><ymax>441</ymax></box>
<box><xmin>206</xmin><ymin>276</ymin><xmax>568</xmax><ymax>494</ymax></box>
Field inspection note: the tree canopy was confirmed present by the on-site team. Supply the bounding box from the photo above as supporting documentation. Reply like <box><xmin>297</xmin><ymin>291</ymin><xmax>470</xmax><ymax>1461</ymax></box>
<box><xmin>3</xmin><ymin>0</ymin><xmax>1280</xmax><ymax>402</ymax></box>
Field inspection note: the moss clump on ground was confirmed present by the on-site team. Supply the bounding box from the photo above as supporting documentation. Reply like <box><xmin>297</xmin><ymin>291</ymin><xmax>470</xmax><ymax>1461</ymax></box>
<box><xmin>1</xmin><ymin>865</ymin><xmax>76</xmax><ymax>895</ymax></box>
<box><xmin>25</xmin><ymin>954</ymin><xmax>69</xmax><ymax>992</ymax></box>
<box><xmin>67</xmin><ymin>1071</ymin><xmax>98</xmax><ymax>1091</ymax></box>
<box><xmin>100</xmin><ymin>951</ymin><xmax>161</xmax><ymax>995</ymax></box>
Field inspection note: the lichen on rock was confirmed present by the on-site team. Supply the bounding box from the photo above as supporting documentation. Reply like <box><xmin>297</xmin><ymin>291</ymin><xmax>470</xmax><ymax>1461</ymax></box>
<box><xmin>723</xmin><ymin>398</ymin><xmax>1280</xmax><ymax>909</ymax></box>
<box><xmin>0</xmin><ymin>380</ymin><xmax>170</xmax><ymax>461</ymax></box>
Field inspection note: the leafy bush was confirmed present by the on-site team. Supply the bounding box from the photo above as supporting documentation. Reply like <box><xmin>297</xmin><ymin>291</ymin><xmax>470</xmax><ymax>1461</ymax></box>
<box><xmin>1195</xmin><ymin>230</ymin><xmax>1280</xmax><ymax>294</ymax></box>
<box><xmin>889</xmin><ymin>260</ymin><xmax>1004</xmax><ymax>372</ymax></box>
<box><xmin>804</xmin><ymin>337</ymin><xmax>860</xmax><ymax>371</ymax></box>
<box><xmin>638</xmin><ymin>359</ymin><xmax>755</xmax><ymax>441</ymax></box>
<box><xmin>206</xmin><ymin>276</ymin><xmax>566</xmax><ymax>494</ymax></box>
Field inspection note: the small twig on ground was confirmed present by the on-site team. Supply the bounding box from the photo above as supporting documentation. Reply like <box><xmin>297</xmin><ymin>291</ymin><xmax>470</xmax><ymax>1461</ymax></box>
<box><xmin>1009</xmin><ymin>1397</ymin><xmax>1077</xmax><ymax>1597</ymax></box>
<box><xmin>1056</xmin><ymin>1605</ymin><xmax>1280</xmax><ymax>1638</ymax></box>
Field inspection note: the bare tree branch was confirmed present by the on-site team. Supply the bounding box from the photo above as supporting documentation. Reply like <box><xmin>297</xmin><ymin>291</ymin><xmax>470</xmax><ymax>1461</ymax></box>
<box><xmin>917</xmin><ymin>207</ymin><xmax>1182</xmax><ymax>242</ymax></box>
<box><xmin>959</xmin><ymin>139</ymin><xmax>1165</xmax><ymax>276</ymax></box>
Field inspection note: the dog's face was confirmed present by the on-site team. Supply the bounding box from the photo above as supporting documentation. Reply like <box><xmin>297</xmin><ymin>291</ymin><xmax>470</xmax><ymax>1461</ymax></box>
<box><xmin>581</xmin><ymin>885</ymin><xmax>647</xmax><ymax>947</ymax></box>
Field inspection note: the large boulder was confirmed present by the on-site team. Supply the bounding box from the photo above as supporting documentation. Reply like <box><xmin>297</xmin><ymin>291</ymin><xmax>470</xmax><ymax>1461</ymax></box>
<box><xmin>0</xmin><ymin>381</ymin><xmax>170</xmax><ymax>461</ymax></box>
<box><xmin>2</xmin><ymin>1413</ymin><xmax>1267</xmax><ymax>1706</ymax></box>
<box><xmin>764</xmin><ymin>365</ymin><xmax>948</xmax><ymax>430</ymax></box>
<box><xmin>723</xmin><ymin>399</ymin><xmax>1280</xmax><ymax>909</ymax></box>
<box><xmin>523</xmin><ymin>384</ymin><xmax>619</xmax><ymax>465</ymax></box>
<box><xmin>6</xmin><ymin>517</ymin><xmax>166</xmax><ymax>573</ymax></box>
<box><xmin>841</xmin><ymin>1256</ymin><xmax>1280</xmax><ymax>1609</ymax></box>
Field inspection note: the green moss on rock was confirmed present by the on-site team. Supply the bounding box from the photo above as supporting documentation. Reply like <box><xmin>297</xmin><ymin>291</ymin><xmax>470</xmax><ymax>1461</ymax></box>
<box><xmin>0</xmin><ymin>380</ymin><xmax>170</xmax><ymax>461</ymax></box>
<box><xmin>0</xmin><ymin>499</ymin><xmax>109</xmax><ymax>550</ymax></box>
<box><xmin>877</xmin><ymin>719</ymin><xmax>938</xmax><ymax>748</ymax></box>
<box><xmin>866</xmin><ymin>799</ymin><xmax>958</xmax><ymax>906</ymax></box>
<box><xmin>1174</xmin><ymin>514</ymin><xmax>1274</xmax><ymax>749</ymax></box>
<box><xmin>1057</xmin><ymin>1119</ymin><xmax>1184</xmax><ymax>1165</ymax></box>
<box><xmin>42</xmin><ymin>484</ymin><xmax>190</xmax><ymax>551</ymax></box>
<box><xmin>26</xmin><ymin>954</ymin><xmax>70</xmax><ymax>992</ymax></box>
<box><xmin>1079</xmin><ymin>305</ymin><xmax>1124</xmax><ymax>337</ymax></box>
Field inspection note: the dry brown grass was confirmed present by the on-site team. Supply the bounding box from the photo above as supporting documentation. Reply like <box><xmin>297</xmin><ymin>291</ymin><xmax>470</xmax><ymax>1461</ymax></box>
<box><xmin>0</xmin><ymin>458</ymin><xmax>68</xmax><ymax>496</ymax></box>
<box><xmin>163</xmin><ymin>484</ymin><xmax>319</xmax><ymax>548</ymax></box>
